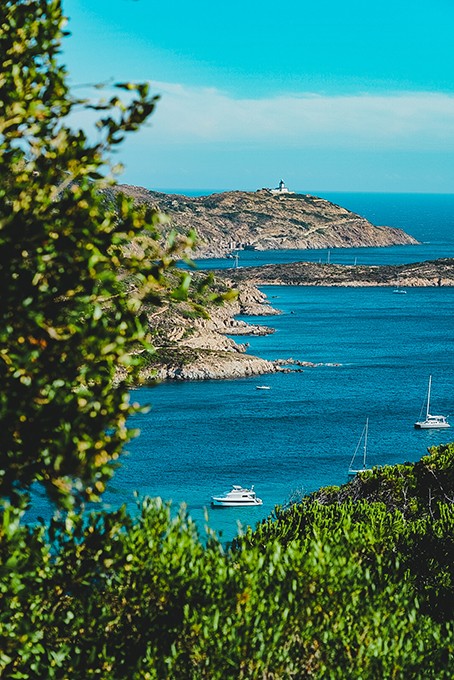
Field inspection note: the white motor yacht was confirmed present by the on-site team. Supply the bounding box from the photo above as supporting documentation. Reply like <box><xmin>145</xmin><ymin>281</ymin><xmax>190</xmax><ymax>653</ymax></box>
<box><xmin>211</xmin><ymin>484</ymin><xmax>263</xmax><ymax>507</ymax></box>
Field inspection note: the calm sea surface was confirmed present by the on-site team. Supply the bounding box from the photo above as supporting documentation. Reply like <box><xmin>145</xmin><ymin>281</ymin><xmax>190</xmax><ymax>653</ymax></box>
<box><xmin>35</xmin><ymin>193</ymin><xmax>454</xmax><ymax>542</ymax></box>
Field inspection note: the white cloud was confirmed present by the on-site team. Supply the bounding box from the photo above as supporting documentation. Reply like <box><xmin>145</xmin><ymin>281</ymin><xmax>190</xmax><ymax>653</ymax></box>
<box><xmin>146</xmin><ymin>82</ymin><xmax>454</xmax><ymax>151</ymax></box>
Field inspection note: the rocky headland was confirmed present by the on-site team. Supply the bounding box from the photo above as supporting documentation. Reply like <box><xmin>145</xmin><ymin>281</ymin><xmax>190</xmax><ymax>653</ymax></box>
<box><xmin>108</xmin><ymin>185</ymin><xmax>419</xmax><ymax>257</ymax></box>
<box><xmin>218</xmin><ymin>258</ymin><xmax>454</xmax><ymax>288</ymax></box>
<box><xmin>131</xmin><ymin>283</ymin><xmax>301</xmax><ymax>383</ymax></box>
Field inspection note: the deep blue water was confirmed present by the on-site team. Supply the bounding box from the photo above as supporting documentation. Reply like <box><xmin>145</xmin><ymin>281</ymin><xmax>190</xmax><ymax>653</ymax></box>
<box><xmin>101</xmin><ymin>193</ymin><xmax>454</xmax><ymax>543</ymax></box>
<box><xmin>30</xmin><ymin>193</ymin><xmax>454</xmax><ymax>543</ymax></box>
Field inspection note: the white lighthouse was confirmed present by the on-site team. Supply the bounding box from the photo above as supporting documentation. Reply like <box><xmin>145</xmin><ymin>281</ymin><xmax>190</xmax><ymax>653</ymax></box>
<box><xmin>270</xmin><ymin>179</ymin><xmax>293</xmax><ymax>195</ymax></box>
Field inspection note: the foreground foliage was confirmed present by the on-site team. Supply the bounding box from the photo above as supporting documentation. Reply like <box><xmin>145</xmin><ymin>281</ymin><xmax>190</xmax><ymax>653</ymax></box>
<box><xmin>0</xmin><ymin>0</ymin><xmax>202</xmax><ymax>509</ymax></box>
<box><xmin>1</xmin><ymin>444</ymin><xmax>453</xmax><ymax>678</ymax></box>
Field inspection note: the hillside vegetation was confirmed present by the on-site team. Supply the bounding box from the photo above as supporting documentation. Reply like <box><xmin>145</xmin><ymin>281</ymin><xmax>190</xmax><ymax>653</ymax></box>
<box><xmin>2</xmin><ymin>443</ymin><xmax>453</xmax><ymax>677</ymax></box>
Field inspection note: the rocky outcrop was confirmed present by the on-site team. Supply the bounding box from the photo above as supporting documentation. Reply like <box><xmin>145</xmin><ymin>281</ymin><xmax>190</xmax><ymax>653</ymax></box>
<box><xmin>132</xmin><ymin>274</ymin><xmax>346</xmax><ymax>382</ymax></box>
<box><xmin>220</xmin><ymin>258</ymin><xmax>454</xmax><ymax>287</ymax></box>
<box><xmin>108</xmin><ymin>185</ymin><xmax>419</xmax><ymax>258</ymax></box>
<box><xmin>128</xmin><ymin>283</ymin><xmax>285</xmax><ymax>383</ymax></box>
<box><xmin>123</xmin><ymin>280</ymin><xmax>325</xmax><ymax>382</ymax></box>
<box><xmin>148</xmin><ymin>350</ymin><xmax>279</xmax><ymax>382</ymax></box>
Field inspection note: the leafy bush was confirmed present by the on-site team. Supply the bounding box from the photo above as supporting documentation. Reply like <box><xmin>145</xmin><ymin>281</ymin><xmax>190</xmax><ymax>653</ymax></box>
<box><xmin>1</xmin><ymin>494</ymin><xmax>453</xmax><ymax>678</ymax></box>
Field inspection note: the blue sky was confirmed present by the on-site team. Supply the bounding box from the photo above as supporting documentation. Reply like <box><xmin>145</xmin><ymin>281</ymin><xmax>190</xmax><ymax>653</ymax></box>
<box><xmin>62</xmin><ymin>0</ymin><xmax>454</xmax><ymax>193</ymax></box>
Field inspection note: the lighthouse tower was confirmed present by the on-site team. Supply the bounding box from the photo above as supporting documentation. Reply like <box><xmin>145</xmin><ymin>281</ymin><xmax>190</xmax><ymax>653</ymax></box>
<box><xmin>270</xmin><ymin>179</ymin><xmax>293</xmax><ymax>195</ymax></box>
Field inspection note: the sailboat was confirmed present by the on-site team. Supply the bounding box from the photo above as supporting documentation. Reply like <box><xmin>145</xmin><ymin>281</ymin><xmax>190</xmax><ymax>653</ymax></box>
<box><xmin>348</xmin><ymin>417</ymin><xmax>370</xmax><ymax>477</ymax></box>
<box><xmin>414</xmin><ymin>375</ymin><xmax>450</xmax><ymax>429</ymax></box>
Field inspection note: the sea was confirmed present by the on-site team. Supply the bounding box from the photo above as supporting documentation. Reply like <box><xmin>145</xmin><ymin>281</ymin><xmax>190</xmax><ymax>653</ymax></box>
<box><xmin>36</xmin><ymin>193</ymin><xmax>454</xmax><ymax>543</ymax></box>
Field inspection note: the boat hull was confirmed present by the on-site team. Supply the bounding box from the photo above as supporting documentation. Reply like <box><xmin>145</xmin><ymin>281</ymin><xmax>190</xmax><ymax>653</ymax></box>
<box><xmin>414</xmin><ymin>421</ymin><xmax>450</xmax><ymax>429</ymax></box>
<box><xmin>348</xmin><ymin>467</ymin><xmax>369</xmax><ymax>477</ymax></box>
<box><xmin>211</xmin><ymin>484</ymin><xmax>263</xmax><ymax>507</ymax></box>
<box><xmin>211</xmin><ymin>498</ymin><xmax>263</xmax><ymax>507</ymax></box>
<box><xmin>415</xmin><ymin>377</ymin><xmax>450</xmax><ymax>429</ymax></box>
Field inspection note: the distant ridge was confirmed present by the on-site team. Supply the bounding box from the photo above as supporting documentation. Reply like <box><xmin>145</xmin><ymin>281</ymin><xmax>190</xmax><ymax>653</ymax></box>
<box><xmin>108</xmin><ymin>184</ymin><xmax>419</xmax><ymax>258</ymax></box>
<box><xmin>218</xmin><ymin>258</ymin><xmax>454</xmax><ymax>288</ymax></box>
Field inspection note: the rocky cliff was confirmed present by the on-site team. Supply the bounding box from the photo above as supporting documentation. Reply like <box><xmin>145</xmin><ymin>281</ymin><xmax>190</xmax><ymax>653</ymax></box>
<box><xmin>127</xmin><ymin>283</ymin><xmax>294</xmax><ymax>383</ymax></box>
<box><xmin>109</xmin><ymin>185</ymin><xmax>419</xmax><ymax>257</ymax></box>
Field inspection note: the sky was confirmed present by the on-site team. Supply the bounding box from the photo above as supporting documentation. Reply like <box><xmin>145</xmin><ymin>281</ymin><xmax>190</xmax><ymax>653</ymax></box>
<box><xmin>62</xmin><ymin>0</ymin><xmax>454</xmax><ymax>193</ymax></box>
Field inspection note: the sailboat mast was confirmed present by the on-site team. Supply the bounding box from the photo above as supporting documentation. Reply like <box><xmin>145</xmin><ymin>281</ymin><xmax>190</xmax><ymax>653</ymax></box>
<box><xmin>427</xmin><ymin>375</ymin><xmax>432</xmax><ymax>418</ymax></box>
<box><xmin>363</xmin><ymin>417</ymin><xmax>369</xmax><ymax>467</ymax></box>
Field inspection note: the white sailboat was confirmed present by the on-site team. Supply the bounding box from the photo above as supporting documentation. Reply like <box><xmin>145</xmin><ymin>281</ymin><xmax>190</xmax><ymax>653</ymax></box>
<box><xmin>348</xmin><ymin>418</ymin><xmax>370</xmax><ymax>477</ymax></box>
<box><xmin>414</xmin><ymin>375</ymin><xmax>450</xmax><ymax>429</ymax></box>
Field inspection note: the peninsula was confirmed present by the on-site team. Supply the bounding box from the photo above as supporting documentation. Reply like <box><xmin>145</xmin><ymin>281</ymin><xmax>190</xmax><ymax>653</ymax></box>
<box><xmin>109</xmin><ymin>185</ymin><xmax>419</xmax><ymax>257</ymax></box>
<box><xmin>218</xmin><ymin>258</ymin><xmax>454</xmax><ymax>288</ymax></box>
<box><xmin>129</xmin><ymin>257</ymin><xmax>454</xmax><ymax>384</ymax></box>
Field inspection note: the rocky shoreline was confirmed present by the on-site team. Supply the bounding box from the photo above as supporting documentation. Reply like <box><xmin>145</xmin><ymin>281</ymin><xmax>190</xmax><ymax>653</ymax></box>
<box><xmin>131</xmin><ymin>284</ymin><xmax>299</xmax><ymax>382</ymax></box>
<box><xmin>127</xmin><ymin>279</ymin><xmax>343</xmax><ymax>384</ymax></box>
<box><xmin>130</xmin><ymin>258</ymin><xmax>454</xmax><ymax>384</ymax></box>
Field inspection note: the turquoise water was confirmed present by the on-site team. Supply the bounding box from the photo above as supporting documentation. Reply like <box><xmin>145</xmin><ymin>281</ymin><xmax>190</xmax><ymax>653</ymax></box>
<box><xmin>102</xmin><ymin>193</ymin><xmax>454</xmax><ymax>543</ymax></box>
<box><xmin>28</xmin><ymin>193</ymin><xmax>454</xmax><ymax>543</ymax></box>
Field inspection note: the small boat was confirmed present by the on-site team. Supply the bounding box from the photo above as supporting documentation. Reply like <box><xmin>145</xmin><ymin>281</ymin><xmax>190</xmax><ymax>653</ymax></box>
<box><xmin>348</xmin><ymin>417</ymin><xmax>370</xmax><ymax>477</ymax></box>
<box><xmin>256</xmin><ymin>385</ymin><xmax>271</xmax><ymax>390</ymax></box>
<box><xmin>211</xmin><ymin>484</ymin><xmax>263</xmax><ymax>507</ymax></box>
<box><xmin>414</xmin><ymin>375</ymin><xmax>450</xmax><ymax>429</ymax></box>
<box><xmin>393</xmin><ymin>279</ymin><xmax>407</xmax><ymax>294</ymax></box>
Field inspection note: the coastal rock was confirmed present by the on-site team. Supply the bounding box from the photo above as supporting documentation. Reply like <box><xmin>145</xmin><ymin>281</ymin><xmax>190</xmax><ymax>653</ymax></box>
<box><xmin>131</xmin><ymin>258</ymin><xmax>454</xmax><ymax>384</ymax></box>
<box><xmin>187</xmin><ymin>283</ymin><xmax>279</xmax><ymax>345</ymax></box>
<box><xmin>221</xmin><ymin>258</ymin><xmax>454</xmax><ymax>287</ymax></box>
<box><xmin>149</xmin><ymin>351</ymin><xmax>279</xmax><ymax>381</ymax></box>
<box><xmin>107</xmin><ymin>185</ymin><xmax>419</xmax><ymax>257</ymax></box>
<box><xmin>126</xmin><ymin>280</ymin><xmax>288</xmax><ymax>384</ymax></box>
